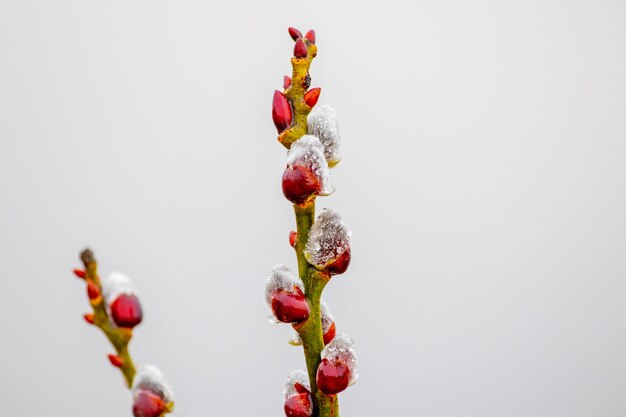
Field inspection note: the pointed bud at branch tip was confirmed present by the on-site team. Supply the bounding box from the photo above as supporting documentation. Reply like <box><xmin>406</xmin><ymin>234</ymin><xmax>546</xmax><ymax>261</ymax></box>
<box><xmin>83</xmin><ymin>313</ymin><xmax>95</xmax><ymax>324</ymax></box>
<box><xmin>272</xmin><ymin>90</ymin><xmax>293</xmax><ymax>133</ymax></box>
<box><xmin>304</xmin><ymin>88</ymin><xmax>321</xmax><ymax>108</ymax></box>
<box><xmin>289</xmin><ymin>231</ymin><xmax>298</xmax><ymax>248</ymax></box>
<box><xmin>73</xmin><ymin>269</ymin><xmax>86</xmax><ymax>279</ymax></box>
<box><xmin>294</xmin><ymin>38</ymin><xmax>307</xmax><ymax>58</ymax></box>
<box><xmin>108</xmin><ymin>354</ymin><xmax>123</xmax><ymax>368</ymax></box>
<box><xmin>305</xmin><ymin>30</ymin><xmax>316</xmax><ymax>44</ymax></box>
<box><xmin>288</xmin><ymin>27</ymin><xmax>302</xmax><ymax>41</ymax></box>
<box><xmin>283</xmin><ymin>76</ymin><xmax>291</xmax><ymax>89</ymax></box>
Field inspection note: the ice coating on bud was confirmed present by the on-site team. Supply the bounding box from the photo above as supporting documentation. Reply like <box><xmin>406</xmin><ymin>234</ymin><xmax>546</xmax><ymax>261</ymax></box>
<box><xmin>102</xmin><ymin>271</ymin><xmax>137</xmax><ymax>306</ymax></box>
<box><xmin>320</xmin><ymin>301</ymin><xmax>335</xmax><ymax>342</ymax></box>
<box><xmin>132</xmin><ymin>364</ymin><xmax>175</xmax><ymax>404</ymax></box>
<box><xmin>304</xmin><ymin>209</ymin><xmax>351</xmax><ymax>272</ymax></box>
<box><xmin>283</xmin><ymin>369</ymin><xmax>311</xmax><ymax>400</ymax></box>
<box><xmin>102</xmin><ymin>272</ymin><xmax>142</xmax><ymax>327</ymax></box>
<box><xmin>321</xmin><ymin>333</ymin><xmax>358</xmax><ymax>385</ymax></box>
<box><xmin>265</xmin><ymin>265</ymin><xmax>309</xmax><ymax>323</ymax></box>
<box><xmin>265</xmin><ymin>264</ymin><xmax>304</xmax><ymax>305</ymax></box>
<box><xmin>286</xmin><ymin>135</ymin><xmax>334</xmax><ymax>197</ymax></box>
<box><xmin>307</xmin><ymin>105</ymin><xmax>341</xmax><ymax>167</ymax></box>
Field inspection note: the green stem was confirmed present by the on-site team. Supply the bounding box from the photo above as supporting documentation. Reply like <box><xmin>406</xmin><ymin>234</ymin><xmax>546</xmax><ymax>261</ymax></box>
<box><xmin>293</xmin><ymin>205</ymin><xmax>339</xmax><ymax>417</ymax></box>
<box><xmin>81</xmin><ymin>249</ymin><xmax>137</xmax><ymax>388</ymax></box>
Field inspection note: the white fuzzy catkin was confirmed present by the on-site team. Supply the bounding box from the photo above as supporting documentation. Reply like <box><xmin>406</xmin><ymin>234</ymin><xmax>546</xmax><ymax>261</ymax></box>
<box><xmin>304</xmin><ymin>209</ymin><xmax>351</xmax><ymax>269</ymax></box>
<box><xmin>286</xmin><ymin>135</ymin><xmax>334</xmax><ymax>196</ymax></box>
<box><xmin>132</xmin><ymin>364</ymin><xmax>175</xmax><ymax>403</ymax></box>
<box><xmin>101</xmin><ymin>271</ymin><xmax>137</xmax><ymax>306</ymax></box>
<box><xmin>265</xmin><ymin>264</ymin><xmax>305</xmax><ymax>307</ymax></box>
<box><xmin>321</xmin><ymin>333</ymin><xmax>358</xmax><ymax>385</ymax></box>
<box><xmin>307</xmin><ymin>104</ymin><xmax>341</xmax><ymax>166</ymax></box>
<box><xmin>283</xmin><ymin>369</ymin><xmax>311</xmax><ymax>400</ymax></box>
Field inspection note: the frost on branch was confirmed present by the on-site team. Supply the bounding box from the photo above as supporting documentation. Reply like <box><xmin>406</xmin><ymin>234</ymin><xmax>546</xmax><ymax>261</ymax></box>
<box><xmin>286</xmin><ymin>135</ymin><xmax>334</xmax><ymax>196</ymax></box>
<box><xmin>265</xmin><ymin>265</ymin><xmax>309</xmax><ymax>324</ymax></box>
<box><xmin>304</xmin><ymin>209</ymin><xmax>351</xmax><ymax>274</ymax></box>
<box><xmin>307</xmin><ymin>104</ymin><xmax>341</xmax><ymax>167</ymax></box>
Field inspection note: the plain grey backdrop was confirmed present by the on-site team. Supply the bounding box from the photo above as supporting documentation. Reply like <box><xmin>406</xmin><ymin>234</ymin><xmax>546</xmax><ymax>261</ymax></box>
<box><xmin>1</xmin><ymin>0</ymin><xmax>625</xmax><ymax>416</ymax></box>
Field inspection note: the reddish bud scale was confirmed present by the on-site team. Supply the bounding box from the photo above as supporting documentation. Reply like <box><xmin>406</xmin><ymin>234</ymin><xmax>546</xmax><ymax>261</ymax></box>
<box><xmin>108</xmin><ymin>354</ymin><xmax>123</xmax><ymax>368</ymax></box>
<box><xmin>288</xmin><ymin>27</ymin><xmax>302</xmax><ymax>41</ymax></box>
<box><xmin>110</xmin><ymin>293</ymin><xmax>143</xmax><ymax>328</ymax></box>
<box><xmin>294</xmin><ymin>383</ymin><xmax>309</xmax><ymax>395</ymax></box>
<box><xmin>133</xmin><ymin>390</ymin><xmax>166</xmax><ymax>417</ymax></box>
<box><xmin>284</xmin><ymin>393</ymin><xmax>312</xmax><ymax>417</ymax></box>
<box><xmin>305</xmin><ymin>30</ymin><xmax>316</xmax><ymax>44</ymax></box>
<box><xmin>73</xmin><ymin>269</ymin><xmax>86</xmax><ymax>279</ymax></box>
<box><xmin>316</xmin><ymin>358</ymin><xmax>351</xmax><ymax>395</ymax></box>
<box><xmin>289</xmin><ymin>231</ymin><xmax>298</xmax><ymax>248</ymax></box>
<box><xmin>83</xmin><ymin>313</ymin><xmax>95</xmax><ymax>324</ymax></box>
<box><xmin>294</xmin><ymin>38</ymin><xmax>307</xmax><ymax>59</ymax></box>
<box><xmin>327</xmin><ymin>247</ymin><xmax>351</xmax><ymax>275</ymax></box>
<box><xmin>87</xmin><ymin>281</ymin><xmax>100</xmax><ymax>300</ymax></box>
<box><xmin>323</xmin><ymin>322</ymin><xmax>337</xmax><ymax>345</ymax></box>
<box><xmin>282</xmin><ymin>164</ymin><xmax>321</xmax><ymax>205</ymax></box>
<box><xmin>272</xmin><ymin>90</ymin><xmax>293</xmax><ymax>133</ymax></box>
<box><xmin>283</xmin><ymin>76</ymin><xmax>292</xmax><ymax>89</ymax></box>
<box><xmin>271</xmin><ymin>287</ymin><xmax>310</xmax><ymax>324</ymax></box>
<box><xmin>303</xmin><ymin>88</ymin><xmax>321</xmax><ymax>108</ymax></box>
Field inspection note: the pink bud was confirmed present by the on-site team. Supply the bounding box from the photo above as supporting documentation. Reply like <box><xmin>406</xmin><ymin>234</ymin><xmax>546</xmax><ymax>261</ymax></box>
<box><xmin>110</xmin><ymin>294</ymin><xmax>143</xmax><ymax>328</ymax></box>
<box><xmin>294</xmin><ymin>38</ymin><xmax>307</xmax><ymax>59</ymax></box>
<box><xmin>305</xmin><ymin>30</ymin><xmax>316</xmax><ymax>44</ymax></box>
<box><xmin>83</xmin><ymin>313</ymin><xmax>95</xmax><ymax>324</ymax></box>
<box><xmin>271</xmin><ymin>287</ymin><xmax>310</xmax><ymax>324</ymax></box>
<box><xmin>283</xmin><ymin>76</ymin><xmax>292</xmax><ymax>89</ymax></box>
<box><xmin>288</xmin><ymin>27</ymin><xmax>302</xmax><ymax>41</ymax></box>
<box><xmin>272</xmin><ymin>90</ymin><xmax>293</xmax><ymax>133</ymax></box>
<box><xmin>73</xmin><ymin>269</ymin><xmax>86</xmax><ymax>279</ymax></box>
<box><xmin>316</xmin><ymin>358</ymin><xmax>351</xmax><ymax>395</ymax></box>
<box><xmin>282</xmin><ymin>164</ymin><xmax>322</xmax><ymax>205</ymax></box>
<box><xmin>133</xmin><ymin>390</ymin><xmax>166</xmax><ymax>417</ymax></box>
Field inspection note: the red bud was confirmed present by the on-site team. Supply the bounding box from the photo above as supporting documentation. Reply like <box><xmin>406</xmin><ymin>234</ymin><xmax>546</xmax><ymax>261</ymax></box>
<box><xmin>305</xmin><ymin>30</ymin><xmax>316</xmax><ymax>44</ymax></box>
<box><xmin>294</xmin><ymin>38</ymin><xmax>307</xmax><ymax>59</ymax></box>
<box><xmin>110</xmin><ymin>293</ymin><xmax>143</xmax><ymax>328</ymax></box>
<box><xmin>133</xmin><ymin>389</ymin><xmax>166</xmax><ymax>417</ymax></box>
<box><xmin>316</xmin><ymin>357</ymin><xmax>351</xmax><ymax>395</ymax></box>
<box><xmin>83</xmin><ymin>313</ymin><xmax>95</xmax><ymax>324</ymax></box>
<box><xmin>272</xmin><ymin>90</ymin><xmax>293</xmax><ymax>133</ymax></box>
<box><xmin>288</xmin><ymin>27</ymin><xmax>302</xmax><ymax>41</ymax></box>
<box><xmin>323</xmin><ymin>322</ymin><xmax>336</xmax><ymax>345</ymax></box>
<box><xmin>303</xmin><ymin>88</ymin><xmax>321</xmax><ymax>108</ymax></box>
<box><xmin>327</xmin><ymin>247</ymin><xmax>351</xmax><ymax>275</ymax></box>
<box><xmin>289</xmin><ymin>231</ymin><xmax>298</xmax><ymax>248</ymax></box>
<box><xmin>87</xmin><ymin>281</ymin><xmax>100</xmax><ymax>300</ymax></box>
<box><xmin>108</xmin><ymin>354</ymin><xmax>123</xmax><ymax>368</ymax></box>
<box><xmin>271</xmin><ymin>287</ymin><xmax>310</xmax><ymax>324</ymax></box>
<box><xmin>73</xmin><ymin>269</ymin><xmax>86</xmax><ymax>279</ymax></box>
<box><xmin>284</xmin><ymin>392</ymin><xmax>312</xmax><ymax>417</ymax></box>
<box><xmin>282</xmin><ymin>164</ymin><xmax>321</xmax><ymax>205</ymax></box>
<box><xmin>283</xmin><ymin>76</ymin><xmax>292</xmax><ymax>89</ymax></box>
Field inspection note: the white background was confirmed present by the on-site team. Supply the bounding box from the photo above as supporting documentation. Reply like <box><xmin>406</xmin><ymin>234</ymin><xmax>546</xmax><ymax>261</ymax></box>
<box><xmin>1</xmin><ymin>1</ymin><xmax>625</xmax><ymax>416</ymax></box>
